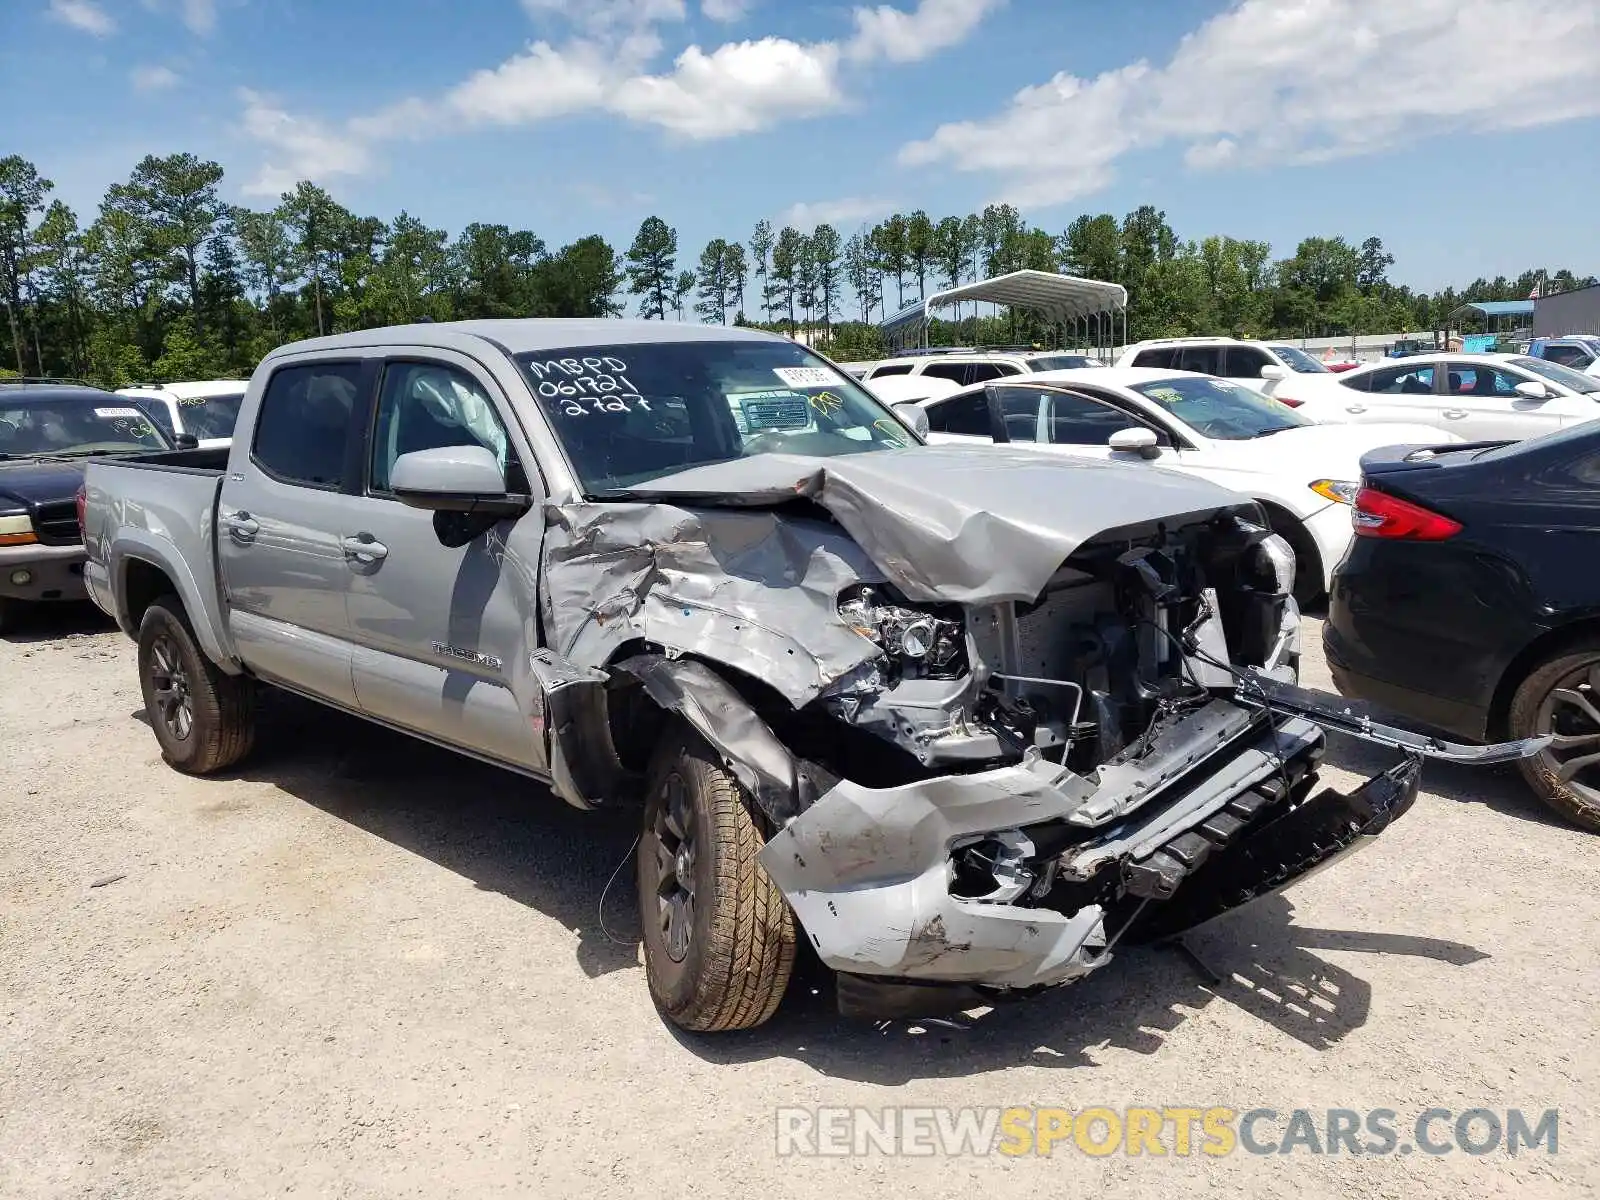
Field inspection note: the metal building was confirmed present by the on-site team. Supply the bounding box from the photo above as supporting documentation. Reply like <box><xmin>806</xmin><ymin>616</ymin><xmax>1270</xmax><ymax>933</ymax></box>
<box><xmin>1534</xmin><ymin>282</ymin><xmax>1600</xmax><ymax>337</ymax></box>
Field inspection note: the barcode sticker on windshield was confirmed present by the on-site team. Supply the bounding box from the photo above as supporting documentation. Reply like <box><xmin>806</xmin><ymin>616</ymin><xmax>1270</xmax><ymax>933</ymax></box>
<box><xmin>94</xmin><ymin>407</ymin><xmax>145</xmax><ymax>418</ymax></box>
<box><xmin>772</xmin><ymin>366</ymin><xmax>840</xmax><ymax>389</ymax></box>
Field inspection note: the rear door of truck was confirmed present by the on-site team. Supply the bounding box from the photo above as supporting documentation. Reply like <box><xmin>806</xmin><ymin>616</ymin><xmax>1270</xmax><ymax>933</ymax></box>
<box><xmin>216</xmin><ymin>355</ymin><xmax>378</xmax><ymax>708</ymax></box>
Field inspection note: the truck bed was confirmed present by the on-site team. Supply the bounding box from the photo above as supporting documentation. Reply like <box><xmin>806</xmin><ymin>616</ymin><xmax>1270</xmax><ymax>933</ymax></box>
<box><xmin>81</xmin><ymin>449</ymin><xmax>236</xmax><ymax>668</ymax></box>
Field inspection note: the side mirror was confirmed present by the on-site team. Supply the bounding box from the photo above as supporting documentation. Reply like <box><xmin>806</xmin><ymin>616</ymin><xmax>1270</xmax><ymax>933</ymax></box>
<box><xmin>1109</xmin><ymin>426</ymin><xmax>1161</xmax><ymax>460</ymax></box>
<box><xmin>173</xmin><ymin>433</ymin><xmax>200</xmax><ymax>450</ymax></box>
<box><xmin>1514</xmin><ymin>381</ymin><xmax>1551</xmax><ymax>401</ymax></box>
<box><xmin>391</xmin><ymin>445</ymin><xmax>530</xmax><ymax>518</ymax></box>
<box><xmin>1259</xmin><ymin>365</ymin><xmax>1288</xmax><ymax>381</ymax></box>
<box><xmin>892</xmin><ymin>401</ymin><xmax>930</xmax><ymax>439</ymax></box>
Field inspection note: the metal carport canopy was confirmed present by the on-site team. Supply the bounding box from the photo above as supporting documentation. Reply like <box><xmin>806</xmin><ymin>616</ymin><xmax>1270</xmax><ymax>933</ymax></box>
<box><xmin>879</xmin><ymin>269</ymin><xmax>1128</xmax><ymax>341</ymax></box>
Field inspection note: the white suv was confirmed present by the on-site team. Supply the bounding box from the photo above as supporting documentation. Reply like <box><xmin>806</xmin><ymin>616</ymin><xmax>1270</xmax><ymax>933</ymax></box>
<box><xmin>114</xmin><ymin>379</ymin><xmax>249</xmax><ymax>449</ymax></box>
<box><xmin>1115</xmin><ymin>337</ymin><xmax>1347</xmax><ymax>412</ymax></box>
<box><xmin>862</xmin><ymin>348</ymin><xmax>1106</xmax><ymax>388</ymax></box>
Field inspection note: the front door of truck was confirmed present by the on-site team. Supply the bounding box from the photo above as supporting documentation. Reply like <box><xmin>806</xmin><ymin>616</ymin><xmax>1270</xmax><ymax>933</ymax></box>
<box><xmin>216</xmin><ymin>358</ymin><xmax>372</xmax><ymax>708</ymax></box>
<box><xmin>342</xmin><ymin>351</ymin><xmax>547</xmax><ymax>773</ymax></box>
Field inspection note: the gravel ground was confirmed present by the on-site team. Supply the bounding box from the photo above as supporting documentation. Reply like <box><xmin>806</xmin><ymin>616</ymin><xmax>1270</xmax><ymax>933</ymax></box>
<box><xmin>2</xmin><ymin>604</ymin><xmax>1597</xmax><ymax>1199</ymax></box>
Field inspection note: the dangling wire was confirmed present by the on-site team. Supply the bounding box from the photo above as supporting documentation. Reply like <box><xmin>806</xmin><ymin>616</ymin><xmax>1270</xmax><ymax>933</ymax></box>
<box><xmin>598</xmin><ymin>833</ymin><xmax>642</xmax><ymax>946</ymax></box>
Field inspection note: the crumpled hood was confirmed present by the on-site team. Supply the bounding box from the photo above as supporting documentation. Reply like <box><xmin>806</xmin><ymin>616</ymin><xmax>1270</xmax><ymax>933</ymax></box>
<box><xmin>0</xmin><ymin>458</ymin><xmax>86</xmax><ymax>508</ymax></box>
<box><xmin>602</xmin><ymin>445</ymin><xmax>1255</xmax><ymax>604</ymax></box>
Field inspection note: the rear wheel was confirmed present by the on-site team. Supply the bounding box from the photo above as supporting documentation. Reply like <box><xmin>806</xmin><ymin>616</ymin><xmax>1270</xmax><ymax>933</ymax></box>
<box><xmin>137</xmin><ymin>596</ymin><xmax>256</xmax><ymax>774</ymax></box>
<box><xmin>636</xmin><ymin>729</ymin><xmax>796</xmax><ymax>1032</ymax></box>
<box><xmin>1509</xmin><ymin>646</ymin><xmax>1600</xmax><ymax>832</ymax></box>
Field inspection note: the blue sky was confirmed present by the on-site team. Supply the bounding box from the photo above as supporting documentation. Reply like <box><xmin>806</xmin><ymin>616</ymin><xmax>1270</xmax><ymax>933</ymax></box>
<box><xmin>4</xmin><ymin>0</ymin><xmax>1599</xmax><ymax>293</ymax></box>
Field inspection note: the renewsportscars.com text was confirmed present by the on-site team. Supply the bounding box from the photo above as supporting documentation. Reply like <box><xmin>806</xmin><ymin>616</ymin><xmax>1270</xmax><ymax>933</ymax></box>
<box><xmin>775</xmin><ymin>1106</ymin><xmax>1560</xmax><ymax>1158</ymax></box>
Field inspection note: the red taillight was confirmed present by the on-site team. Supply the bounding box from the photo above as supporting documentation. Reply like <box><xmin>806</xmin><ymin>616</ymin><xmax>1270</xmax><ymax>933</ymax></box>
<box><xmin>1352</xmin><ymin>486</ymin><xmax>1461</xmax><ymax>541</ymax></box>
<box><xmin>75</xmin><ymin>484</ymin><xmax>87</xmax><ymax>538</ymax></box>
<box><xmin>1275</xmin><ymin>395</ymin><xmax>1304</xmax><ymax>408</ymax></box>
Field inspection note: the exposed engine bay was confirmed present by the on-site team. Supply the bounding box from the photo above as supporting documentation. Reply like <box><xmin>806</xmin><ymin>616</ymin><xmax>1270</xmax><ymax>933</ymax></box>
<box><xmin>817</xmin><ymin>511</ymin><xmax>1299</xmax><ymax>780</ymax></box>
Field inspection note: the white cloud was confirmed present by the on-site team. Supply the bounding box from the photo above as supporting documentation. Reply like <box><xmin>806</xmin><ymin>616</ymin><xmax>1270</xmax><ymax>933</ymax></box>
<box><xmin>181</xmin><ymin>0</ymin><xmax>216</xmax><ymax>33</ymax></box>
<box><xmin>777</xmin><ymin>196</ymin><xmax>893</xmax><ymax>229</ymax></box>
<box><xmin>445</xmin><ymin>41</ymin><xmax>613</xmax><ymax>126</ymax></box>
<box><xmin>48</xmin><ymin>0</ymin><xmax>115</xmax><ymax>36</ymax></box>
<box><xmin>846</xmin><ymin>0</ymin><xmax>1004</xmax><ymax>63</ymax></box>
<box><xmin>701</xmin><ymin>0</ymin><xmax>749</xmax><ymax>20</ymax></box>
<box><xmin>898</xmin><ymin>0</ymin><xmax>1600</xmax><ymax>206</ymax></box>
<box><xmin>611</xmin><ymin>37</ymin><xmax>842</xmax><ymax>137</ymax></box>
<box><xmin>130</xmin><ymin>64</ymin><xmax>181</xmax><ymax>91</ymax></box>
<box><xmin>237</xmin><ymin>89</ymin><xmax>374</xmax><ymax>197</ymax></box>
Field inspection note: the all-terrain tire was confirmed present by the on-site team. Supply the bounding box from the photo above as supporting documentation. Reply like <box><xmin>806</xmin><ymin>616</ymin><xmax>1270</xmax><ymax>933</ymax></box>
<box><xmin>636</xmin><ymin>728</ymin><xmax>796</xmax><ymax>1032</ymax></box>
<box><xmin>1508</xmin><ymin>644</ymin><xmax>1600</xmax><ymax>833</ymax></box>
<box><xmin>137</xmin><ymin>595</ymin><xmax>256</xmax><ymax>775</ymax></box>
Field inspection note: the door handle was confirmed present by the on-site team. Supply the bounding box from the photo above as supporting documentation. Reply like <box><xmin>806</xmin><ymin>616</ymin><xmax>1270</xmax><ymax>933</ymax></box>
<box><xmin>341</xmin><ymin>533</ymin><xmax>389</xmax><ymax>564</ymax></box>
<box><xmin>222</xmin><ymin>511</ymin><xmax>259</xmax><ymax>540</ymax></box>
<box><xmin>1442</xmin><ymin>408</ymin><xmax>1469</xmax><ymax>419</ymax></box>
<box><xmin>1345</xmin><ymin>404</ymin><xmax>1366</xmax><ymax>414</ymax></box>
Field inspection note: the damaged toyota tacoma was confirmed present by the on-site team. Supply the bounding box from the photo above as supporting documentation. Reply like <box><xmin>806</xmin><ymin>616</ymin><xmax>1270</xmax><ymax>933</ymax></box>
<box><xmin>78</xmin><ymin>321</ymin><xmax>1541</xmax><ymax>1033</ymax></box>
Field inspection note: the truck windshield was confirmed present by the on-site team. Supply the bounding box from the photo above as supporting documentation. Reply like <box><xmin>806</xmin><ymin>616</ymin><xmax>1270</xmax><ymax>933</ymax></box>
<box><xmin>0</xmin><ymin>396</ymin><xmax>170</xmax><ymax>457</ymax></box>
<box><xmin>514</xmin><ymin>340</ymin><xmax>917</xmax><ymax>493</ymax></box>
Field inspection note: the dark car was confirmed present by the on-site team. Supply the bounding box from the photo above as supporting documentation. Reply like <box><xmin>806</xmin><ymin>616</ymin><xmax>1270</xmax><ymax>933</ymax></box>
<box><xmin>0</xmin><ymin>384</ymin><xmax>175</xmax><ymax>632</ymax></box>
<box><xmin>1324</xmin><ymin>423</ymin><xmax>1600</xmax><ymax>830</ymax></box>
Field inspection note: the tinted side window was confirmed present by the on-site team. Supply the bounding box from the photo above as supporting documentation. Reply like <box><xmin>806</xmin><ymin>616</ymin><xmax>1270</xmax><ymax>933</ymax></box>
<box><xmin>1132</xmin><ymin>347</ymin><xmax>1176</xmax><ymax>368</ymax></box>
<box><xmin>1444</xmin><ymin>364</ymin><xmax>1521</xmax><ymax>398</ymax></box>
<box><xmin>1364</xmin><ymin>365</ymin><xmax>1435</xmax><ymax>394</ymax></box>
<box><xmin>925</xmin><ymin>392</ymin><xmax>992</xmax><ymax>437</ymax></box>
<box><xmin>965</xmin><ymin>363</ymin><xmax>1018</xmax><ymax>384</ymax></box>
<box><xmin>1224</xmin><ymin>346</ymin><xmax>1272</xmax><ymax>377</ymax></box>
<box><xmin>868</xmin><ymin>363</ymin><xmax>913</xmax><ymax>377</ymax></box>
<box><xmin>919</xmin><ymin>362</ymin><xmax>969</xmax><ymax>383</ymax></box>
<box><xmin>990</xmin><ymin>386</ymin><xmax>1043</xmax><ymax>442</ymax></box>
<box><xmin>1176</xmin><ymin>346</ymin><xmax>1222</xmax><ymax>375</ymax></box>
<box><xmin>252</xmin><ymin>362</ymin><xmax>361</xmax><ymax>488</ymax></box>
<box><xmin>1046</xmin><ymin>391</ymin><xmax>1143</xmax><ymax>445</ymax></box>
<box><xmin>371</xmin><ymin>362</ymin><xmax>519</xmax><ymax>495</ymax></box>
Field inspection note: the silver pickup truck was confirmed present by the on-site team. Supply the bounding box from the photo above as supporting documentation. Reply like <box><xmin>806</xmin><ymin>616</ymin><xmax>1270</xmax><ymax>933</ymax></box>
<box><xmin>81</xmin><ymin>319</ymin><xmax>1538</xmax><ymax>1033</ymax></box>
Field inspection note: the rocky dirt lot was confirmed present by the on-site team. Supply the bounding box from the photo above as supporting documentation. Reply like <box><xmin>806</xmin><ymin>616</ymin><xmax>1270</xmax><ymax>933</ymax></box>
<box><xmin>2</xmin><ymin>605</ymin><xmax>1597</xmax><ymax>1199</ymax></box>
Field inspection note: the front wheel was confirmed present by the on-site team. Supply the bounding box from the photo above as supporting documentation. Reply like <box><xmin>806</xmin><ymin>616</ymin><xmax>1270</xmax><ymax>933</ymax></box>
<box><xmin>1265</xmin><ymin>511</ymin><xmax>1324</xmax><ymax>608</ymax></box>
<box><xmin>137</xmin><ymin>596</ymin><xmax>256</xmax><ymax>775</ymax></box>
<box><xmin>636</xmin><ymin>729</ymin><xmax>796</xmax><ymax>1032</ymax></box>
<box><xmin>1508</xmin><ymin>645</ymin><xmax>1600</xmax><ymax>832</ymax></box>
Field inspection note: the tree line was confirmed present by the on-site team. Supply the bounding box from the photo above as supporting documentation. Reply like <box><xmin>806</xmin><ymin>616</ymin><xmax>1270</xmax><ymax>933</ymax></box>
<box><xmin>2</xmin><ymin>150</ymin><xmax>1594</xmax><ymax>384</ymax></box>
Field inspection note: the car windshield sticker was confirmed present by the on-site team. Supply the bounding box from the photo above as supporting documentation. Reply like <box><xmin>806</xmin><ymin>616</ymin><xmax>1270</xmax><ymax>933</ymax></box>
<box><xmin>772</xmin><ymin>366</ymin><xmax>840</xmax><ymax>389</ymax></box>
<box><xmin>1145</xmin><ymin>387</ymin><xmax>1183</xmax><ymax>405</ymax></box>
<box><xmin>94</xmin><ymin>407</ymin><xmax>146</xmax><ymax>418</ymax></box>
<box><xmin>808</xmin><ymin>390</ymin><xmax>845</xmax><ymax>416</ymax></box>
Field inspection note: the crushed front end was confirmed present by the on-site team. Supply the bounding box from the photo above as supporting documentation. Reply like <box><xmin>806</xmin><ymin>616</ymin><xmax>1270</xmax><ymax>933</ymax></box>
<box><xmin>755</xmin><ymin>510</ymin><xmax>1434</xmax><ymax>1017</ymax></box>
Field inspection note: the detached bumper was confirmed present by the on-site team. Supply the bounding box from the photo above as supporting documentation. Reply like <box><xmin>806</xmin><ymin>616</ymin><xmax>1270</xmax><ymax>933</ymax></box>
<box><xmin>0</xmin><ymin>543</ymin><xmax>87</xmax><ymax>603</ymax></box>
<box><xmin>760</xmin><ymin>705</ymin><xmax>1357</xmax><ymax>993</ymax></box>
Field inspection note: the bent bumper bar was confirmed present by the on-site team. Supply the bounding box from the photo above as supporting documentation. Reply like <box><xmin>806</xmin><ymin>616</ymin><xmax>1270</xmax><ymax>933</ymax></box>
<box><xmin>758</xmin><ymin>711</ymin><xmax>1334</xmax><ymax>991</ymax></box>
